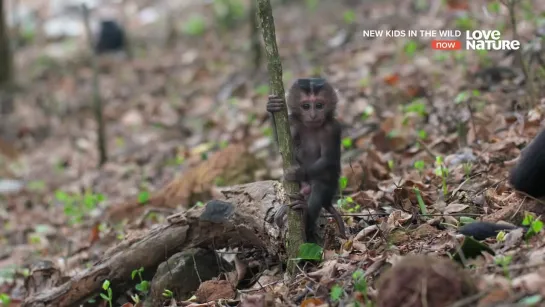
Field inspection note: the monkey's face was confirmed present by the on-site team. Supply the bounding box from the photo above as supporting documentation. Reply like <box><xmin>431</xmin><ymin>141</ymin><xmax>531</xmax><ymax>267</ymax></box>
<box><xmin>299</xmin><ymin>95</ymin><xmax>327</xmax><ymax>128</ymax></box>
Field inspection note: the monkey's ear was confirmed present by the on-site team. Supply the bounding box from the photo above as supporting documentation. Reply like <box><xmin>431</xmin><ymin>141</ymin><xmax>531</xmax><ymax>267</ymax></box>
<box><xmin>296</xmin><ymin>78</ymin><xmax>326</xmax><ymax>94</ymax></box>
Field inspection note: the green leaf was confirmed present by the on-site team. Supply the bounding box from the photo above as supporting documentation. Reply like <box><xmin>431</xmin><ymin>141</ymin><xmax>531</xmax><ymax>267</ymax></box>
<box><xmin>137</xmin><ymin>191</ymin><xmax>150</xmax><ymax>204</ymax></box>
<box><xmin>339</xmin><ymin>176</ymin><xmax>348</xmax><ymax>190</ymax></box>
<box><xmin>488</xmin><ymin>1</ymin><xmax>500</xmax><ymax>13</ymax></box>
<box><xmin>136</xmin><ymin>280</ymin><xmax>150</xmax><ymax>292</ymax></box>
<box><xmin>55</xmin><ymin>190</ymin><xmax>70</xmax><ymax>202</ymax></box>
<box><xmin>102</xmin><ymin>280</ymin><xmax>110</xmax><ymax>290</ymax></box>
<box><xmin>459</xmin><ymin>216</ymin><xmax>476</xmax><ymax>225</ymax></box>
<box><xmin>519</xmin><ymin>294</ymin><xmax>542</xmax><ymax>305</ymax></box>
<box><xmin>131</xmin><ymin>270</ymin><xmax>137</xmax><ymax>280</ymax></box>
<box><xmin>330</xmin><ymin>284</ymin><xmax>343</xmax><ymax>301</ymax></box>
<box><xmin>414</xmin><ymin>160</ymin><xmax>425</xmax><ymax>171</ymax></box>
<box><xmin>454</xmin><ymin>91</ymin><xmax>468</xmax><ymax>104</ymax></box>
<box><xmin>297</xmin><ymin>243</ymin><xmax>323</xmax><ymax>261</ymax></box>
<box><xmin>0</xmin><ymin>293</ymin><xmax>11</xmax><ymax>304</ymax></box>
<box><xmin>413</xmin><ymin>187</ymin><xmax>427</xmax><ymax>215</ymax></box>
<box><xmin>254</xmin><ymin>84</ymin><xmax>270</xmax><ymax>95</ymax></box>
<box><xmin>342</xmin><ymin>137</ymin><xmax>353</xmax><ymax>149</ymax></box>
<box><xmin>100</xmin><ymin>293</ymin><xmax>109</xmax><ymax>301</ymax></box>
<box><xmin>404</xmin><ymin>40</ymin><xmax>418</xmax><ymax>57</ymax></box>
<box><xmin>343</xmin><ymin>10</ymin><xmax>356</xmax><ymax>24</ymax></box>
<box><xmin>417</xmin><ymin>129</ymin><xmax>427</xmax><ymax>140</ymax></box>
<box><xmin>352</xmin><ymin>269</ymin><xmax>364</xmax><ymax>280</ymax></box>
<box><xmin>183</xmin><ymin>15</ymin><xmax>206</xmax><ymax>36</ymax></box>
<box><xmin>305</xmin><ymin>0</ymin><xmax>319</xmax><ymax>11</ymax></box>
<box><xmin>531</xmin><ymin>220</ymin><xmax>543</xmax><ymax>233</ymax></box>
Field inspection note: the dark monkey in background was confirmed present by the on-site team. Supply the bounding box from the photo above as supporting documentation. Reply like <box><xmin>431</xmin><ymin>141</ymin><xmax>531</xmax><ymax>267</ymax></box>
<box><xmin>266</xmin><ymin>78</ymin><xmax>346</xmax><ymax>242</ymax></box>
<box><xmin>459</xmin><ymin>128</ymin><xmax>545</xmax><ymax>239</ymax></box>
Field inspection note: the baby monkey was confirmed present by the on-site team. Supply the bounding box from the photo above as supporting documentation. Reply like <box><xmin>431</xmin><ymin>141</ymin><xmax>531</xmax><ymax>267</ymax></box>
<box><xmin>267</xmin><ymin>78</ymin><xmax>346</xmax><ymax>242</ymax></box>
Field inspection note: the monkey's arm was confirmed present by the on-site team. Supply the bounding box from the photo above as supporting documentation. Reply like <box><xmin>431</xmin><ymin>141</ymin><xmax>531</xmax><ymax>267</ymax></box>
<box><xmin>509</xmin><ymin>128</ymin><xmax>545</xmax><ymax>198</ymax></box>
<box><xmin>458</xmin><ymin>222</ymin><xmax>523</xmax><ymax>240</ymax></box>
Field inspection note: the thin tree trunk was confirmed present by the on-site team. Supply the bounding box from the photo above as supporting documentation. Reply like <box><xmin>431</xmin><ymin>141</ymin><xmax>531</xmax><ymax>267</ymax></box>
<box><xmin>256</xmin><ymin>0</ymin><xmax>304</xmax><ymax>275</ymax></box>
<box><xmin>0</xmin><ymin>0</ymin><xmax>13</xmax><ymax>87</ymax></box>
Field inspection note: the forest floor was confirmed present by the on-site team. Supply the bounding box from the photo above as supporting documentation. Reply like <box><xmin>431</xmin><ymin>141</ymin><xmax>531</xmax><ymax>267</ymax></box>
<box><xmin>2</xmin><ymin>0</ymin><xmax>545</xmax><ymax>306</ymax></box>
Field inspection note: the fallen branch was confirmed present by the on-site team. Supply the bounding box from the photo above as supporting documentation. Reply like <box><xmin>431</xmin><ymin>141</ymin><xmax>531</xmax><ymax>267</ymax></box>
<box><xmin>23</xmin><ymin>181</ymin><xmax>287</xmax><ymax>307</ymax></box>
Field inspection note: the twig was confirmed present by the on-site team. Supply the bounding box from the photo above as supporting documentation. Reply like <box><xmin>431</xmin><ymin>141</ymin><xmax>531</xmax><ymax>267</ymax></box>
<box><xmin>81</xmin><ymin>4</ymin><xmax>108</xmax><ymax>166</ymax></box>
<box><xmin>256</xmin><ymin>0</ymin><xmax>304</xmax><ymax>274</ymax></box>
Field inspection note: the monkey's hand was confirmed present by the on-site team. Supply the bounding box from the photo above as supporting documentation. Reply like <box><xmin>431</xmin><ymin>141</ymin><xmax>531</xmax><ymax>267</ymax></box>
<box><xmin>266</xmin><ymin>95</ymin><xmax>285</xmax><ymax>113</ymax></box>
<box><xmin>284</xmin><ymin>166</ymin><xmax>306</xmax><ymax>182</ymax></box>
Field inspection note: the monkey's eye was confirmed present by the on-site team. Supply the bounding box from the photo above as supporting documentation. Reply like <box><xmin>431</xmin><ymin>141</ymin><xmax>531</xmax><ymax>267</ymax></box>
<box><xmin>315</xmin><ymin>103</ymin><xmax>324</xmax><ymax>109</ymax></box>
<box><xmin>302</xmin><ymin>104</ymin><xmax>311</xmax><ymax>110</ymax></box>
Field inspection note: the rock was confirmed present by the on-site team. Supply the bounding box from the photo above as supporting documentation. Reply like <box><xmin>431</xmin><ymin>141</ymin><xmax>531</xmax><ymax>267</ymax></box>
<box><xmin>148</xmin><ymin>248</ymin><xmax>232</xmax><ymax>305</ymax></box>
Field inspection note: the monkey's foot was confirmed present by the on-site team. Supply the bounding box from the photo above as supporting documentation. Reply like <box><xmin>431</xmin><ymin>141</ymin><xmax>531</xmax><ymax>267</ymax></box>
<box><xmin>288</xmin><ymin>200</ymin><xmax>308</xmax><ymax>211</ymax></box>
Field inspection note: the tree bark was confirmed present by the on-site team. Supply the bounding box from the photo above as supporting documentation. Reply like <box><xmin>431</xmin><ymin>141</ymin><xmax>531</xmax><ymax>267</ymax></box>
<box><xmin>256</xmin><ymin>0</ymin><xmax>304</xmax><ymax>274</ymax></box>
<box><xmin>0</xmin><ymin>0</ymin><xmax>13</xmax><ymax>87</ymax></box>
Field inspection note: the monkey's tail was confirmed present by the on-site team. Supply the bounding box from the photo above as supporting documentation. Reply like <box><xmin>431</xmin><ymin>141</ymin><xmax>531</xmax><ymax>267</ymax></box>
<box><xmin>458</xmin><ymin>221</ymin><xmax>525</xmax><ymax>240</ymax></box>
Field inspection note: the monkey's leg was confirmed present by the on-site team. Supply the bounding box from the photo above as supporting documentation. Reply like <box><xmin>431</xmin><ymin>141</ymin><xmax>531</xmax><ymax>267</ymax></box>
<box><xmin>323</xmin><ymin>204</ymin><xmax>347</xmax><ymax>239</ymax></box>
<box><xmin>306</xmin><ymin>181</ymin><xmax>336</xmax><ymax>243</ymax></box>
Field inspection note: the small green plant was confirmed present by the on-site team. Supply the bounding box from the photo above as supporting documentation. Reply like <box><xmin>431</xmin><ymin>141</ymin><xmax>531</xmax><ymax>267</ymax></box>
<box><xmin>131</xmin><ymin>293</ymin><xmax>141</xmax><ymax>303</ymax></box>
<box><xmin>166</xmin><ymin>154</ymin><xmax>185</xmax><ymax>166</ymax></box>
<box><xmin>455</xmin><ymin>16</ymin><xmax>475</xmax><ymax>31</ymax></box>
<box><xmin>0</xmin><ymin>293</ymin><xmax>11</xmax><ymax>305</ymax></box>
<box><xmin>404</xmin><ymin>99</ymin><xmax>427</xmax><ymax>117</ymax></box>
<box><xmin>297</xmin><ymin>243</ymin><xmax>322</xmax><ymax>261</ymax></box>
<box><xmin>330</xmin><ymin>284</ymin><xmax>343</xmax><ymax>302</ymax></box>
<box><xmin>413</xmin><ymin>187</ymin><xmax>427</xmax><ymax>215</ymax></box>
<box><xmin>343</xmin><ymin>10</ymin><xmax>356</xmax><ymax>24</ymax></box>
<box><xmin>414</xmin><ymin>160</ymin><xmax>425</xmax><ymax>175</ymax></box>
<box><xmin>434</xmin><ymin>53</ymin><xmax>448</xmax><ymax>62</ymax></box>
<box><xmin>496</xmin><ymin>230</ymin><xmax>507</xmax><ymax>242</ymax></box>
<box><xmin>522</xmin><ymin>213</ymin><xmax>544</xmax><ymax>240</ymax></box>
<box><xmin>339</xmin><ymin>176</ymin><xmax>348</xmax><ymax>192</ymax></box>
<box><xmin>404</xmin><ymin>40</ymin><xmax>418</xmax><ymax>57</ymax></box>
<box><xmin>352</xmin><ymin>269</ymin><xmax>372</xmax><ymax>306</ymax></box>
<box><xmin>387</xmin><ymin>159</ymin><xmax>394</xmax><ymax>171</ymax></box>
<box><xmin>214</xmin><ymin>176</ymin><xmax>226</xmax><ymax>186</ymax></box>
<box><xmin>476</xmin><ymin>49</ymin><xmax>491</xmax><ymax>66</ymax></box>
<box><xmin>213</xmin><ymin>0</ymin><xmax>245</xmax><ymax>29</ymax></box>
<box><xmin>305</xmin><ymin>0</ymin><xmax>319</xmax><ymax>11</ymax></box>
<box><xmin>495</xmin><ymin>255</ymin><xmax>513</xmax><ymax>279</ymax></box>
<box><xmin>434</xmin><ymin>156</ymin><xmax>449</xmax><ymax>197</ymax></box>
<box><xmin>100</xmin><ymin>280</ymin><xmax>113</xmax><ymax>307</ymax></box>
<box><xmin>463</xmin><ymin>162</ymin><xmax>472</xmax><ymax>178</ymax></box>
<box><xmin>162</xmin><ymin>289</ymin><xmax>174</xmax><ymax>298</ymax></box>
<box><xmin>137</xmin><ymin>190</ymin><xmax>150</xmax><ymax>204</ymax></box>
<box><xmin>183</xmin><ymin>15</ymin><xmax>206</xmax><ymax>36</ymax></box>
<box><xmin>417</xmin><ymin>129</ymin><xmax>427</xmax><ymax>140</ymax></box>
<box><xmin>337</xmin><ymin>176</ymin><xmax>358</xmax><ymax>211</ymax></box>
<box><xmin>195</xmin><ymin>201</ymin><xmax>205</xmax><ymax>207</ymax></box>
<box><xmin>342</xmin><ymin>137</ymin><xmax>353</xmax><ymax>149</ymax></box>
<box><xmin>361</xmin><ymin>105</ymin><xmax>374</xmax><ymax>120</ymax></box>
<box><xmin>262</xmin><ymin>126</ymin><xmax>273</xmax><ymax>137</ymax></box>
<box><xmin>55</xmin><ymin>190</ymin><xmax>106</xmax><ymax>224</ymax></box>
<box><xmin>27</xmin><ymin>180</ymin><xmax>46</xmax><ymax>192</ymax></box>
<box><xmin>228</xmin><ymin>98</ymin><xmax>239</xmax><ymax>106</ymax></box>
<box><xmin>132</xmin><ymin>267</ymin><xmax>150</xmax><ymax>293</ymax></box>
<box><xmin>254</xmin><ymin>84</ymin><xmax>269</xmax><ymax>96</ymax></box>
<box><xmin>487</xmin><ymin>1</ymin><xmax>501</xmax><ymax>13</ymax></box>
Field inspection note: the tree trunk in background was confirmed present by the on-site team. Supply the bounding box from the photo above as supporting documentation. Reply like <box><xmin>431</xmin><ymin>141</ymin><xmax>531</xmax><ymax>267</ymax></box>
<box><xmin>0</xmin><ymin>0</ymin><xmax>13</xmax><ymax>88</ymax></box>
